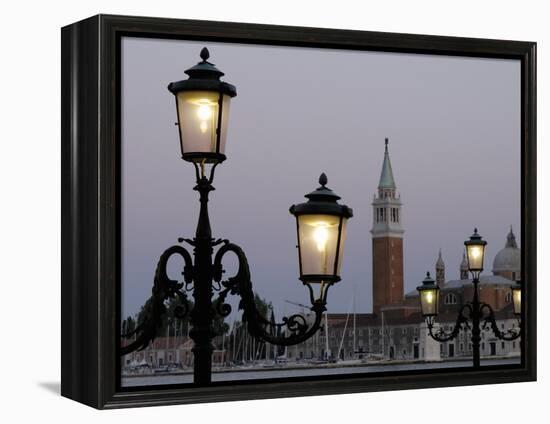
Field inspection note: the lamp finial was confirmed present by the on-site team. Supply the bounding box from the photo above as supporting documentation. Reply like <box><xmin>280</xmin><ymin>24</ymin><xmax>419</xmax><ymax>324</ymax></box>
<box><xmin>319</xmin><ymin>173</ymin><xmax>328</xmax><ymax>187</ymax></box>
<box><xmin>200</xmin><ymin>47</ymin><xmax>210</xmax><ymax>62</ymax></box>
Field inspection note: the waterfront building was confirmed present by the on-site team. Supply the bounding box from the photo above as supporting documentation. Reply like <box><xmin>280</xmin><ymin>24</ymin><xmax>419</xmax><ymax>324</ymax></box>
<box><xmin>122</xmin><ymin>335</ymin><xmax>226</xmax><ymax>370</ymax></box>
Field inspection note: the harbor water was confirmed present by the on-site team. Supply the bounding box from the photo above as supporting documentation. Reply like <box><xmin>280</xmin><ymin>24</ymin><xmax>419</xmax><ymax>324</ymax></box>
<box><xmin>121</xmin><ymin>358</ymin><xmax>520</xmax><ymax>387</ymax></box>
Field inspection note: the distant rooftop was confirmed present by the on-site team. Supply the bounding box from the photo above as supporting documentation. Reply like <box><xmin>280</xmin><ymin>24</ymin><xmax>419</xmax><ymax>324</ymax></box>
<box><xmin>405</xmin><ymin>274</ymin><xmax>516</xmax><ymax>297</ymax></box>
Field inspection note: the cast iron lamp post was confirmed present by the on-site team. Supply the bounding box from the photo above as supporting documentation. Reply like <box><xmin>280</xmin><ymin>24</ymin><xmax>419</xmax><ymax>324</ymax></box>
<box><xmin>417</xmin><ymin>229</ymin><xmax>522</xmax><ymax>368</ymax></box>
<box><xmin>120</xmin><ymin>48</ymin><xmax>353</xmax><ymax>385</ymax></box>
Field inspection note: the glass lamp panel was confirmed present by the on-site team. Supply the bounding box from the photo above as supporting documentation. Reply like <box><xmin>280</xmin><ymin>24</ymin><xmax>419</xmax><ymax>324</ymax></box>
<box><xmin>466</xmin><ymin>244</ymin><xmax>485</xmax><ymax>271</ymax></box>
<box><xmin>335</xmin><ymin>218</ymin><xmax>348</xmax><ymax>275</ymax></box>
<box><xmin>218</xmin><ymin>94</ymin><xmax>232</xmax><ymax>155</ymax></box>
<box><xmin>298</xmin><ymin>214</ymin><xmax>342</xmax><ymax>279</ymax></box>
<box><xmin>512</xmin><ymin>287</ymin><xmax>521</xmax><ymax>315</ymax></box>
<box><xmin>176</xmin><ymin>91</ymin><xmax>224</xmax><ymax>158</ymax></box>
<box><xmin>420</xmin><ymin>289</ymin><xmax>439</xmax><ymax>316</ymax></box>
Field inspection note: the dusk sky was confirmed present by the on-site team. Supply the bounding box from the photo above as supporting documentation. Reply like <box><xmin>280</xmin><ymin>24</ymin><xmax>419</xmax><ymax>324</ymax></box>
<box><xmin>121</xmin><ymin>37</ymin><xmax>520</xmax><ymax>323</ymax></box>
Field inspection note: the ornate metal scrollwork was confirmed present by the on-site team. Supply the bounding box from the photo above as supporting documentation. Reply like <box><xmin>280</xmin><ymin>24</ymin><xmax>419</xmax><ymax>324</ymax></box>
<box><xmin>480</xmin><ymin>303</ymin><xmax>521</xmax><ymax>341</ymax></box>
<box><xmin>426</xmin><ymin>304</ymin><xmax>472</xmax><ymax>342</ymax></box>
<box><xmin>120</xmin><ymin>245</ymin><xmax>193</xmax><ymax>356</ymax></box>
<box><xmin>426</xmin><ymin>301</ymin><xmax>521</xmax><ymax>344</ymax></box>
<box><xmin>212</xmin><ymin>241</ymin><xmax>329</xmax><ymax>346</ymax></box>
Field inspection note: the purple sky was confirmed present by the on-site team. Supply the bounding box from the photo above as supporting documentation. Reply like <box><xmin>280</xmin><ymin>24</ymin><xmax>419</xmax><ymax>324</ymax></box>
<box><xmin>121</xmin><ymin>37</ymin><xmax>520</xmax><ymax>321</ymax></box>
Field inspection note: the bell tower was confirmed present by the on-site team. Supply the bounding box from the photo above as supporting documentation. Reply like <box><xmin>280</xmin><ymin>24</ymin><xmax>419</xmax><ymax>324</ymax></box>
<box><xmin>371</xmin><ymin>138</ymin><xmax>404</xmax><ymax>314</ymax></box>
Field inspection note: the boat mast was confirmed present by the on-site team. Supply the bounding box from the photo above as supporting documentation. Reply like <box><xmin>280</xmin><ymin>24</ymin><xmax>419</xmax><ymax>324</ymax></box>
<box><xmin>324</xmin><ymin>313</ymin><xmax>329</xmax><ymax>359</ymax></box>
<box><xmin>353</xmin><ymin>284</ymin><xmax>357</xmax><ymax>358</ymax></box>
<box><xmin>381</xmin><ymin>310</ymin><xmax>385</xmax><ymax>357</ymax></box>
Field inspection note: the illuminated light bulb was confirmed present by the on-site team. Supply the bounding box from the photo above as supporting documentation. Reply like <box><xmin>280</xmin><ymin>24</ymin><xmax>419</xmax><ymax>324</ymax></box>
<box><xmin>470</xmin><ymin>247</ymin><xmax>481</xmax><ymax>259</ymax></box>
<box><xmin>425</xmin><ymin>291</ymin><xmax>433</xmax><ymax>304</ymax></box>
<box><xmin>197</xmin><ymin>103</ymin><xmax>212</xmax><ymax>120</ymax></box>
<box><xmin>313</xmin><ymin>224</ymin><xmax>329</xmax><ymax>252</ymax></box>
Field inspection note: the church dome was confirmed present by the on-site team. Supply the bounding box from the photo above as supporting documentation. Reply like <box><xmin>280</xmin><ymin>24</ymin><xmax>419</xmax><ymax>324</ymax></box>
<box><xmin>492</xmin><ymin>227</ymin><xmax>520</xmax><ymax>273</ymax></box>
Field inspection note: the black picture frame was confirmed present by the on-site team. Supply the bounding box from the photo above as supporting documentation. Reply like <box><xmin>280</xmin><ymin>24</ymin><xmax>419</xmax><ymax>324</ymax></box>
<box><xmin>61</xmin><ymin>14</ymin><xmax>536</xmax><ymax>409</ymax></box>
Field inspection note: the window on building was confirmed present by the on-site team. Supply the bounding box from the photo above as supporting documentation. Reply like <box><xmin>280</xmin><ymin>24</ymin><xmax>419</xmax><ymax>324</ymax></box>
<box><xmin>501</xmin><ymin>342</ymin><xmax>505</xmax><ymax>349</ymax></box>
<box><xmin>513</xmin><ymin>342</ymin><xmax>516</xmax><ymax>349</ymax></box>
<box><xmin>482</xmin><ymin>343</ymin><xmax>485</xmax><ymax>350</ymax></box>
<box><xmin>402</xmin><ymin>327</ymin><xmax>407</xmax><ymax>335</ymax></box>
<box><xmin>460</xmin><ymin>343</ymin><xmax>464</xmax><ymax>351</ymax></box>
<box><xmin>505</xmin><ymin>292</ymin><xmax>512</xmax><ymax>303</ymax></box>
<box><xmin>444</xmin><ymin>293</ymin><xmax>458</xmax><ymax>305</ymax></box>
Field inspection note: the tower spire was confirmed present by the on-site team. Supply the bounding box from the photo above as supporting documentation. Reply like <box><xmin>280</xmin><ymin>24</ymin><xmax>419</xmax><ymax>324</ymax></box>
<box><xmin>378</xmin><ymin>137</ymin><xmax>396</xmax><ymax>190</ymax></box>
<box><xmin>435</xmin><ymin>249</ymin><xmax>445</xmax><ymax>286</ymax></box>
<box><xmin>460</xmin><ymin>249</ymin><xmax>469</xmax><ymax>280</ymax></box>
<box><xmin>506</xmin><ymin>225</ymin><xmax>518</xmax><ymax>248</ymax></box>
<box><xmin>436</xmin><ymin>248</ymin><xmax>444</xmax><ymax>267</ymax></box>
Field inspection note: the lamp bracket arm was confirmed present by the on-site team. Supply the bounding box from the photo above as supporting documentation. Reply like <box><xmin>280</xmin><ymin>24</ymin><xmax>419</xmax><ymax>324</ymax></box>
<box><xmin>212</xmin><ymin>241</ymin><xmax>326</xmax><ymax>346</ymax></box>
<box><xmin>479</xmin><ymin>303</ymin><xmax>521</xmax><ymax>341</ymax></box>
<box><xmin>426</xmin><ymin>304</ymin><xmax>471</xmax><ymax>342</ymax></box>
<box><xmin>120</xmin><ymin>245</ymin><xmax>193</xmax><ymax>356</ymax></box>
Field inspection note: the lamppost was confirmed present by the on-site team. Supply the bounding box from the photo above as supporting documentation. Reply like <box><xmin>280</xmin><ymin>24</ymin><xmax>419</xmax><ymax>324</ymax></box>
<box><xmin>417</xmin><ymin>229</ymin><xmax>522</xmax><ymax>368</ymax></box>
<box><xmin>120</xmin><ymin>48</ymin><xmax>353</xmax><ymax>384</ymax></box>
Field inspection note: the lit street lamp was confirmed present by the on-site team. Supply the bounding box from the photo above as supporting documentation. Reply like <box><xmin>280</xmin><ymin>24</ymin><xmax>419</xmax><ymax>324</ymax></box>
<box><xmin>168</xmin><ymin>47</ymin><xmax>236</xmax><ymax>164</ymax></box>
<box><xmin>120</xmin><ymin>48</ymin><xmax>353</xmax><ymax>384</ymax></box>
<box><xmin>418</xmin><ymin>229</ymin><xmax>522</xmax><ymax>368</ymax></box>
<box><xmin>417</xmin><ymin>272</ymin><xmax>439</xmax><ymax>317</ymax></box>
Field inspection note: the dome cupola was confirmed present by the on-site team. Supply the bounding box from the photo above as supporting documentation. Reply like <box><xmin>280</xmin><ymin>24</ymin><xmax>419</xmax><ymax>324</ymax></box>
<box><xmin>492</xmin><ymin>226</ymin><xmax>520</xmax><ymax>280</ymax></box>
